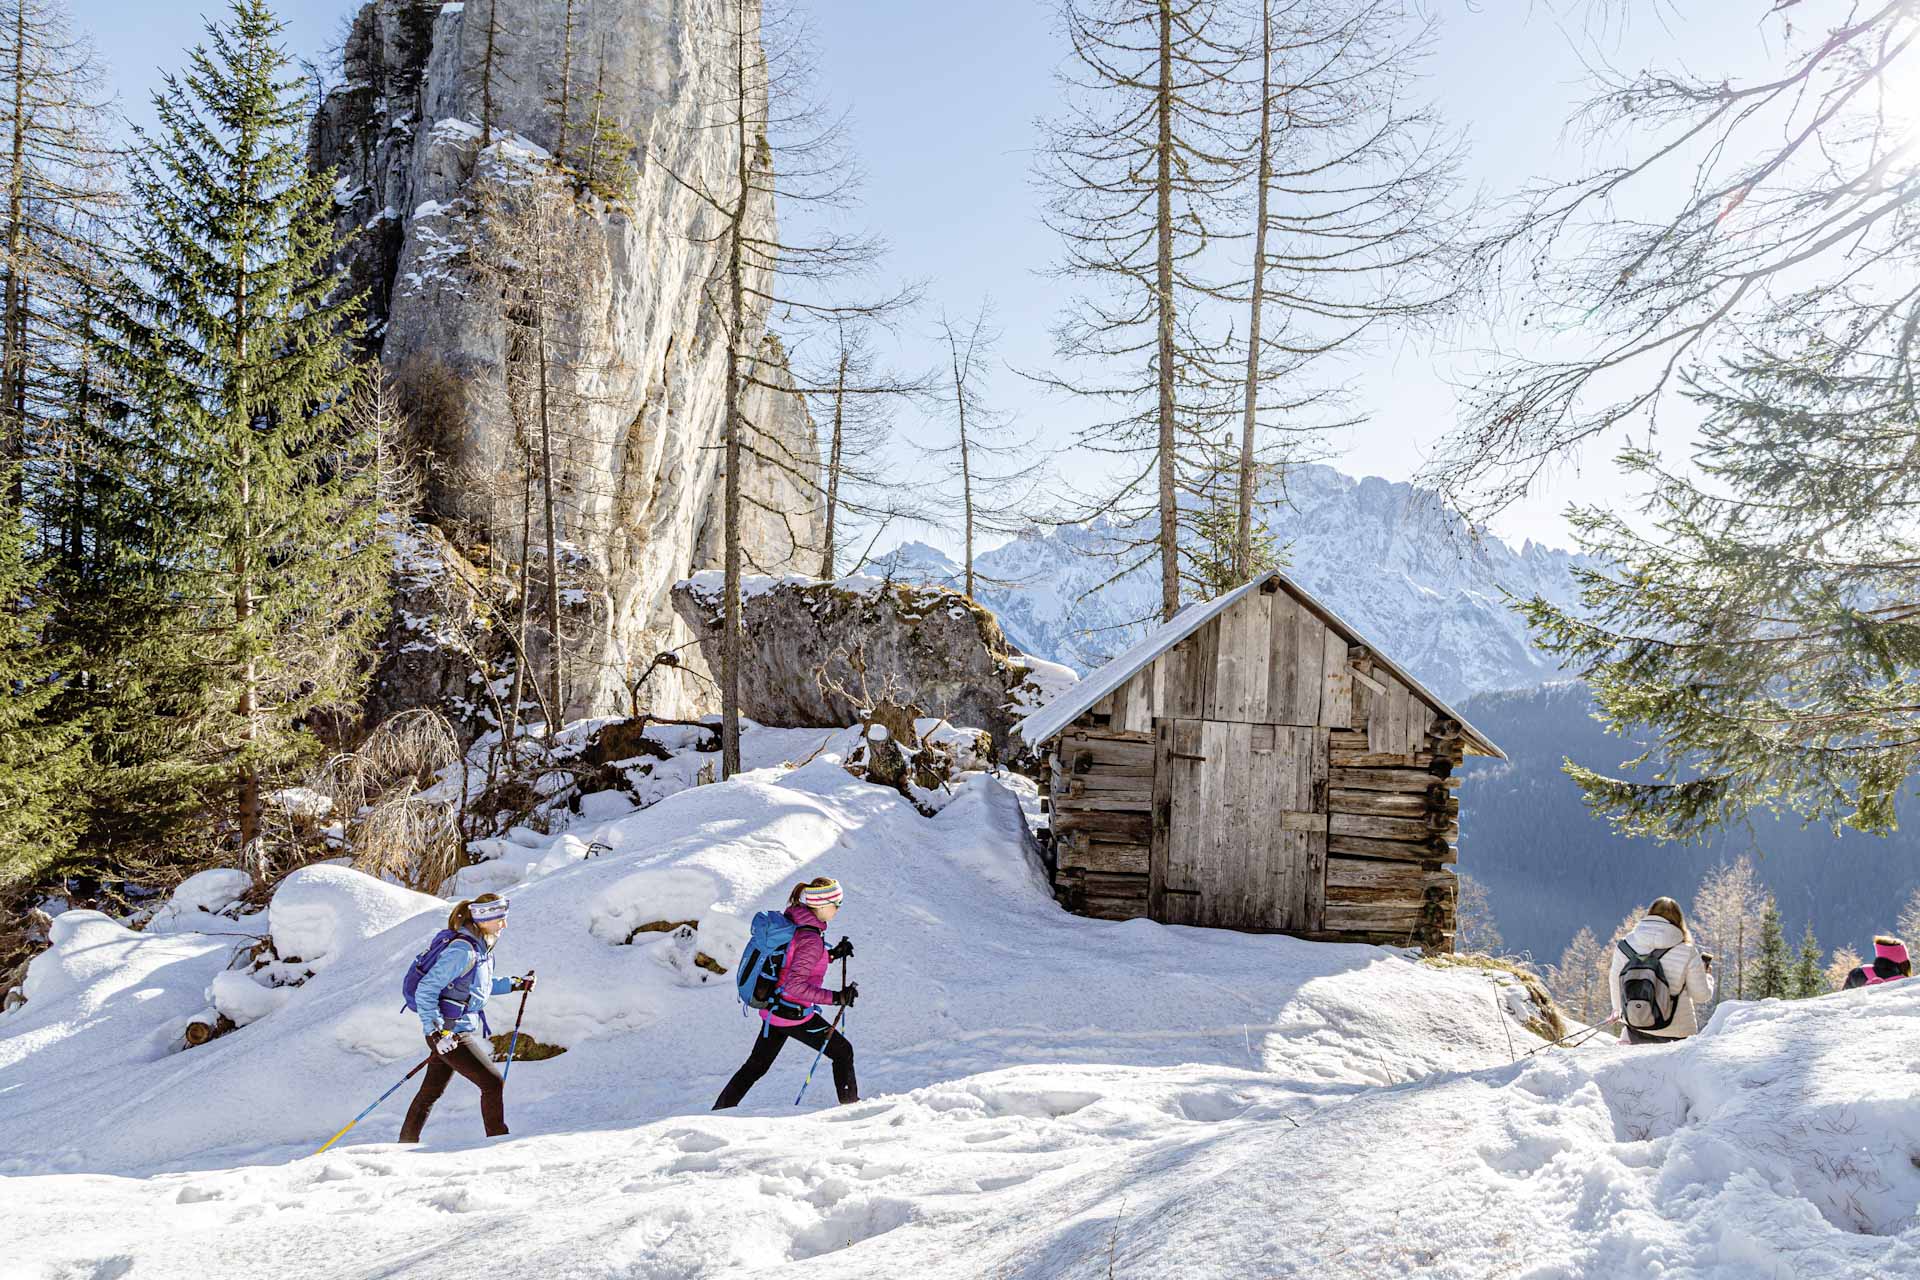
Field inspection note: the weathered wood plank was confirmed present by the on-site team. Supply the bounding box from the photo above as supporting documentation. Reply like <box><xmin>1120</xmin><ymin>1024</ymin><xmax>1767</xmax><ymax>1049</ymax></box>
<box><xmin>1058</xmin><ymin>841</ymin><xmax>1152</xmax><ymax>876</ymax></box>
<box><xmin>1322</xmin><ymin>903</ymin><xmax>1427</xmax><ymax>934</ymax></box>
<box><xmin>1125</xmin><ymin>665</ymin><xmax>1159</xmax><ymax>734</ymax></box>
<box><xmin>1267</xmin><ymin>591</ymin><xmax>1299</xmax><ymax>723</ymax></box>
<box><xmin>1163</xmin><ymin>640</ymin><xmax>1199</xmax><ymax>719</ymax></box>
<box><xmin>1328</xmin><ymin>834</ymin><xmax>1458</xmax><ymax>865</ymax></box>
<box><xmin>1149</xmin><ymin>717</ymin><xmax>1174</xmax><ymax>919</ymax></box>
<box><xmin>1273</xmin><ymin>810</ymin><xmax>1326</xmax><ymax>833</ymax></box>
<box><xmin>1209</xmin><ymin>595</ymin><xmax>1246</xmax><ymax>722</ymax></box>
<box><xmin>1052</xmin><ymin>809</ymin><xmax>1153</xmax><ymax>840</ymax></box>
<box><xmin>1082</xmin><ymin>896</ymin><xmax>1149</xmax><ymax>921</ymax></box>
<box><xmin>1330</xmin><ymin>748</ymin><xmax>1436</xmax><ymax>770</ymax></box>
<box><xmin>1330</xmin><ymin>767</ymin><xmax>1460</xmax><ymax>793</ymax></box>
<box><xmin>1222</xmin><ymin>720</ymin><xmax>1256</xmax><ymax>926</ymax></box>
<box><xmin>1242</xmin><ymin>591</ymin><xmax>1273</xmax><ymax>723</ymax></box>
<box><xmin>1192</xmin><ymin>619</ymin><xmax>1220</xmax><ymax>721</ymax></box>
<box><xmin>1159</xmin><ymin>717</ymin><xmax>1207</xmax><ymax>925</ymax></box>
<box><xmin>1405</xmin><ymin>700</ymin><xmax>1431</xmax><ymax>758</ymax></box>
<box><xmin>1057</xmin><ymin>767</ymin><xmax>1157</xmax><ymax>792</ymax></box>
<box><xmin>1329</xmin><ymin>812</ymin><xmax>1459</xmax><ymax>843</ymax></box>
<box><xmin>1386</xmin><ymin>680</ymin><xmax>1410</xmax><ymax>760</ymax></box>
<box><xmin>1069</xmin><ymin>727</ymin><xmax>1156</xmax><ymax>746</ymax></box>
<box><xmin>1054</xmin><ymin>791</ymin><xmax>1154</xmax><ymax>813</ymax></box>
<box><xmin>1305</xmin><ymin>729</ymin><xmax>1330</xmax><ymax>931</ymax></box>
<box><xmin>1328</xmin><ymin>789</ymin><xmax>1458</xmax><ymax>819</ymax></box>
<box><xmin>1246</xmin><ymin>724</ymin><xmax>1288</xmax><ymax>927</ymax></box>
<box><xmin>1320</xmin><ymin>627</ymin><xmax>1353</xmax><ymax>728</ymax></box>
<box><xmin>1292</xmin><ymin>606</ymin><xmax>1326</xmax><ymax>726</ymax></box>
<box><xmin>1325</xmin><ymin>857</ymin><xmax>1455</xmax><ymax>895</ymax></box>
<box><xmin>1083</xmin><ymin>870</ymin><xmax>1150</xmax><ymax>897</ymax></box>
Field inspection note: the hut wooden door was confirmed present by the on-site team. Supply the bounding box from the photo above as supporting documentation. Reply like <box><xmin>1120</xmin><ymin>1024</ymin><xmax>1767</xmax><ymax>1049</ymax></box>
<box><xmin>1151</xmin><ymin>718</ymin><xmax>1329</xmax><ymax>932</ymax></box>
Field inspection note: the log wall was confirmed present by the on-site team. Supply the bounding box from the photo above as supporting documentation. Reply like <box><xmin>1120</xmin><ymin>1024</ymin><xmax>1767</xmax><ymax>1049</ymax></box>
<box><xmin>1049</xmin><ymin>727</ymin><xmax>1155</xmax><ymax>920</ymax></box>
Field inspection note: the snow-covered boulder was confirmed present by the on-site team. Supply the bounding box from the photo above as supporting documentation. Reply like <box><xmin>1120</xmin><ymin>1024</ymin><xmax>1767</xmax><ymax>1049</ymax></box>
<box><xmin>672</xmin><ymin>572</ymin><xmax>1076</xmax><ymax>758</ymax></box>
<box><xmin>143</xmin><ymin>869</ymin><xmax>255</xmax><ymax>935</ymax></box>
<box><xmin>265</xmin><ymin>865</ymin><xmax>444</xmax><ymax>970</ymax></box>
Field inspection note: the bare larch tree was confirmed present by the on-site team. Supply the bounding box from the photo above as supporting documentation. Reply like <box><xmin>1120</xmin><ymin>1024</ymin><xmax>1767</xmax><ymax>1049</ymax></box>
<box><xmin>1037</xmin><ymin>0</ymin><xmax>1245</xmax><ymax>621</ymax></box>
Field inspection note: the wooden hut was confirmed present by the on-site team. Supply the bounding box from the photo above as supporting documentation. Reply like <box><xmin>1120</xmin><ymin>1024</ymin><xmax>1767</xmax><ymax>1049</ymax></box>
<box><xmin>1015</xmin><ymin>571</ymin><xmax>1505</xmax><ymax>950</ymax></box>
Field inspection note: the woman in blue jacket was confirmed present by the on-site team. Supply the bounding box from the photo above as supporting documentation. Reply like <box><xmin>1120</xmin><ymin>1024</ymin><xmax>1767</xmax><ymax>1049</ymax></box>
<box><xmin>400</xmin><ymin>894</ymin><xmax>532</xmax><ymax>1142</ymax></box>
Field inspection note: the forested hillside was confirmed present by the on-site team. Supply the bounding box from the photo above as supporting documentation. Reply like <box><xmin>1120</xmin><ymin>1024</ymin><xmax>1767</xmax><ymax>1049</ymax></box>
<box><xmin>1460</xmin><ymin>684</ymin><xmax>1920</xmax><ymax>963</ymax></box>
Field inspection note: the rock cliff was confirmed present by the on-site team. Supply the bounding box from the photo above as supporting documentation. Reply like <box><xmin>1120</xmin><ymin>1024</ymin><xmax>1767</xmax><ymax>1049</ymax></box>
<box><xmin>670</xmin><ymin>574</ymin><xmax>1078</xmax><ymax>757</ymax></box>
<box><xmin>314</xmin><ymin>0</ymin><xmax>822</xmax><ymax>724</ymax></box>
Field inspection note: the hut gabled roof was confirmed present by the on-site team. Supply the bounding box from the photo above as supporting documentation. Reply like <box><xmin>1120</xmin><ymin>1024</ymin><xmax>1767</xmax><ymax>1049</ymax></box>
<box><xmin>1014</xmin><ymin>569</ymin><xmax>1507</xmax><ymax>760</ymax></box>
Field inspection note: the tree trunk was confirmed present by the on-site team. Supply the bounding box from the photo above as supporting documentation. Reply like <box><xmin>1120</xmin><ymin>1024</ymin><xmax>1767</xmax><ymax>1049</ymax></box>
<box><xmin>480</xmin><ymin>0</ymin><xmax>499</xmax><ymax>148</ymax></box>
<box><xmin>555</xmin><ymin>0</ymin><xmax>577</xmax><ymax>163</ymax></box>
<box><xmin>506</xmin><ymin>451</ymin><xmax>533</xmax><ymax>762</ymax></box>
<box><xmin>820</xmin><ymin>347</ymin><xmax>846</xmax><ymax>578</ymax></box>
<box><xmin>2</xmin><ymin>1</ymin><xmax>29</xmax><ymax>500</ymax></box>
<box><xmin>1235</xmin><ymin>0</ymin><xmax>1274</xmax><ymax>583</ymax></box>
<box><xmin>1154</xmin><ymin>0</ymin><xmax>1179</xmax><ymax>621</ymax></box>
<box><xmin>537</xmin><ymin>303</ymin><xmax>563</xmax><ymax>737</ymax></box>
<box><xmin>719</xmin><ymin>5</ymin><xmax>750</xmax><ymax>781</ymax></box>
<box><xmin>952</xmin><ymin>338</ymin><xmax>976</xmax><ymax>601</ymax></box>
<box><xmin>233</xmin><ymin>136</ymin><xmax>259</xmax><ymax>858</ymax></box>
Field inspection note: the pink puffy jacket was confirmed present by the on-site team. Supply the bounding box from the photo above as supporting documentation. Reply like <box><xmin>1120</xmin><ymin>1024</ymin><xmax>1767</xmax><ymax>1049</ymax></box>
<box><xmin>765</xmin><ymin>904</ymin><xmax>838</xmax><ymax>1027</ymax></box>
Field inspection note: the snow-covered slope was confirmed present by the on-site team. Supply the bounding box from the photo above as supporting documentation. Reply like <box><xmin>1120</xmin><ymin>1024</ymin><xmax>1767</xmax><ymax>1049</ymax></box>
<box><xmin>4</xmin><ymin>735</ymin><xmax>1914</xmax><ymax>1278</ymax></box>
<box><xmin>877</xmin><ymin>465</ymin><xmax>1596</xmax><ymax>700</ymax></box>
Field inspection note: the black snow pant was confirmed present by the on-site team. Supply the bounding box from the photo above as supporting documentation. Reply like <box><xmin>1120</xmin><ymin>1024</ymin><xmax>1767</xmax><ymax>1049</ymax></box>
<box><xmin>713</xmin><ymin>1014</ymin><xmax>858</xmax><ymax>1109</ymax></box>
<box><xmin>1624</xmin><ymin>1027</ymin><xmax>1686</xmax><ymax>1046</ymax></box>
<box><xmin>400</xmin><ymin>1031</ymin><xmax>507</xmax><ymax>1141</ymax></box>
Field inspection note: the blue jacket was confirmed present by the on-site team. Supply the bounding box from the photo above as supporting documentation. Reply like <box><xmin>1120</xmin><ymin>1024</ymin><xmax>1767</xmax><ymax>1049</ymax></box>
<box><xmin>414</xmin><ymin>934</ymin><xmax>514</xmax><ymax>1036</ymax></box>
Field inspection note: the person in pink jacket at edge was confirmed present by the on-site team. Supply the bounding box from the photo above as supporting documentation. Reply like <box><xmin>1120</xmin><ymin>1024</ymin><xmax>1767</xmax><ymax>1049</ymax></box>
<box><xmin>713</xmin><ymin>877</ymin><xmax>859</xmax><ymax>1109</ymax></box>
<box><xmin>1844</xmin><ymin>936</ymin><xmax>1911</xmax><ymax>989</ymax></box>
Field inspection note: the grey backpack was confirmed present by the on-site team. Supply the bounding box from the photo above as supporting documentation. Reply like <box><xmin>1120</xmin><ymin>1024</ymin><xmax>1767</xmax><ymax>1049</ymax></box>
<box><xmin>1617</xmin><ymin>940</ymin><xmax>1678</xmax><ymax>1031</ymax></box>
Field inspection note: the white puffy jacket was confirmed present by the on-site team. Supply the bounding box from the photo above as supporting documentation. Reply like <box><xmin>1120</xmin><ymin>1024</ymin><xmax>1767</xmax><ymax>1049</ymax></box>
<box><xmin>1608</xmin><ymin>916</ymin><xmax>1716</xmax><ymax>1039</ymax></box>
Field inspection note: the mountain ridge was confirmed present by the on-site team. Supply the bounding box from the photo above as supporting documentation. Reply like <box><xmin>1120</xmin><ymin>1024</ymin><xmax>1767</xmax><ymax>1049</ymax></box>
<box><xmin>875</xmin><ymin>463</ymin><xmax>1598</xmax><ymax>701</ymax></box>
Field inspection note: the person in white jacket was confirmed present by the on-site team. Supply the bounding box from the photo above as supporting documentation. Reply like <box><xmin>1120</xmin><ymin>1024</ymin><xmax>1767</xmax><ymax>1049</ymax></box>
<box><xmin>1609</xmin><ymin>897</ymin><xmax>1717</xmax><ymax>1044</ymax></box>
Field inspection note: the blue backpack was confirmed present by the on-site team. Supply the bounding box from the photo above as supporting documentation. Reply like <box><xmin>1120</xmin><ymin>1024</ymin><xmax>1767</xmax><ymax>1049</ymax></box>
<box><xmin>402</xmin><ymin>928</ymin><xmax>483</xmax><ymax>1016</ymax></box>
<box><xmin>736</xmin><ymin>910</ymin><xmax>808</xmax><ymax>1012</ymax></box>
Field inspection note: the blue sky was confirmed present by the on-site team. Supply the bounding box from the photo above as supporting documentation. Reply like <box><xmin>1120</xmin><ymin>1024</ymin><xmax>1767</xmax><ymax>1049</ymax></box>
<box><xmin>79</xmin><ymin>0</ymin><xmax>1757</xmax><ymax>552</ymax></box>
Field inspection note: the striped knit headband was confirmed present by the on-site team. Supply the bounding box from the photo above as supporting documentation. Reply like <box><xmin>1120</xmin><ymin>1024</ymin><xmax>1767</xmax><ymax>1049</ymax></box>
<box><xmin>799</xmin><ymin>880</ymin><xmax>844</xmax><ymax>909</ymax></box>
<box><xmin>469</xmin><ymin>897</ymin><xmax>510</xmax><ymax>923</ymax></box>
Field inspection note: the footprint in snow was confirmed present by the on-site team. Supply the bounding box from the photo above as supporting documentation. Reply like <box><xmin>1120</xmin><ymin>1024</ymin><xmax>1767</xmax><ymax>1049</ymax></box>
<box><xmin>975</xmin><ymin>1172</ymin><xmax>1035</xmax><ymax>1192</ymax></box>
<box><xmin>787</xmin><ymin>1197</ymin><xmax>916</xmax><ymax>1260</ymax></box>
<box><xmin>666</xmin><ymin>1129</ymin><xmax>729</xmax><ymax>1154</ymax></box>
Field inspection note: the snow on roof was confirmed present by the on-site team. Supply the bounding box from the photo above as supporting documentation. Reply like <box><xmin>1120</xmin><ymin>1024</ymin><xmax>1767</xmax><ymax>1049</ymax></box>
<box><xmin>1014</xmin><ymin>569</ymin><xmax>1506</xmax><ymax>760</ymax></box>
<box><xmin>1014</xmin><ymin>576</ymin><xmax>1271</xmax><ymax>748</ymax></box>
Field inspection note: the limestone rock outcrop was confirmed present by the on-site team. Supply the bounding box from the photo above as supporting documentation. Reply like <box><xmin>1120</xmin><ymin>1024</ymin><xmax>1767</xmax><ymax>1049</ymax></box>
<box><xmin>670</xmin><ymin>574</ymin><xmax>1079</xmax><ymax>758</ymax></box>
<box><xmin>314</xmin><ymin>0</ymin><xmax>822</xmax><ymax>723</ymax></box>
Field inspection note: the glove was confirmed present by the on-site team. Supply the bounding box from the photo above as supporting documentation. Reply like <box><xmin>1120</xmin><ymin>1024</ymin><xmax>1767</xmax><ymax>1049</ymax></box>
<box><xmin>432</xmin><ymin>1030</ymin><xmax>461</xmax><ymax>1056</ymax></box>
<box><xmin>511</xmin><ymin>973</ymin><xmax>537</xmax><ymax>992</ymax></box>
<box><xmin>835</xmin><ymin>982</ymin><xmax>860</xmax><ymax>1009</ymax></box>
<box><xmin>828</xmin><ymin>937</ymin><xmax>854</xmax><ymax>962</ymax></box>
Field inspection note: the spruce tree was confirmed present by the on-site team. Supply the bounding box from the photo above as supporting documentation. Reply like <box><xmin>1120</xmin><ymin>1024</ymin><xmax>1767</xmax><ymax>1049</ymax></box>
<box><xmin>0</xmin><ymin>472</ymin><xmax>80</xmax><ymax>884</ymax></box>
<box><xmin>1752</xmin><ymin>902</ymin><xmax>1791</xmax><ymax>1000</ymax></box>
<box><xmin>84</xmin><ymin>0</ymin><xmax>385</xmax><ymax>867</ymax></box>
<box><xmin>1789</xmin><ymin>924</ymin><xmax>1824</xmax><ymax>1001</ymax></box>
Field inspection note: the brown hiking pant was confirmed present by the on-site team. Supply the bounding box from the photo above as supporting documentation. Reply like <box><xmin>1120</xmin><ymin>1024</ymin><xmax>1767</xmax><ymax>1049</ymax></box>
<box><xmin>400</xmin><ymin>1032</ymin><xmax>507</xmax><ymax>1141</ymax></box>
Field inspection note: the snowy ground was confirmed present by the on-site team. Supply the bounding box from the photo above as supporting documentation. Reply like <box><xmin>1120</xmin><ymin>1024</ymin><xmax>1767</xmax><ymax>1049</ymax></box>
<box><xmin>2</xmin><ymin>730</ymin><xmax>1915</xmax><ymax>1278</ymax></box>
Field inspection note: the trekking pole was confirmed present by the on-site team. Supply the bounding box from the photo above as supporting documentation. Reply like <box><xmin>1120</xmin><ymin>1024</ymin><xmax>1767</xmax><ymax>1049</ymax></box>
<box><xmin>795</xmin><ymin>956</ymin><xmax>850</xmax><ymax>1107</ymax></box>
<box><xmin>1523</xmin><ymin>1015</ymin><xmax>1620</xmax><ymax>1058</ymax></box>
<box><xmin>502</xmin><ymin>970</ymin><xmax>535</xmax><ymax>1083</ymax></box>
<box><xmin>313</xmin><ymin>1056</ymin><xmax>433</xmax><ymax>1157</ymax></box>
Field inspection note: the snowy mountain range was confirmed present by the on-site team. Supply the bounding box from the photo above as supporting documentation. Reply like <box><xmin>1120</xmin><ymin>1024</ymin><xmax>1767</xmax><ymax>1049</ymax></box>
<box><xmin>874</xmin><ymin>464</ymin><xmax>1598</xmax><ymax>701</ymax></box>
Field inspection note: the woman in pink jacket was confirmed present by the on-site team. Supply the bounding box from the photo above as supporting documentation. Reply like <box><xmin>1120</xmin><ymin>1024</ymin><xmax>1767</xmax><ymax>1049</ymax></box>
<box><xmin>713</xmin><ymin>878</ymin><xmax>860</xmax><ymax>1109</ymax></box>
